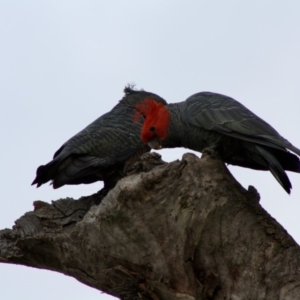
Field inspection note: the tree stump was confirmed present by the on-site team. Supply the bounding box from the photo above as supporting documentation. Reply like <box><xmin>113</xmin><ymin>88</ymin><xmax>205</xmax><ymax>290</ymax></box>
<box><xmin>1</xmin><ymin>151</ymin><xmax>300</xmax><ymax>300</ymax></box>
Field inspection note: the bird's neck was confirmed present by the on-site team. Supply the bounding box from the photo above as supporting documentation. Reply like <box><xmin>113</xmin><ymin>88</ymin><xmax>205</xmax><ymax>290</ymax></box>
<box><xmin>160</xmin><ymin>103</ymin><xmax>186</xmax><ymax>148</ymax></box>
<box><xmin>160</xmin><ymin>103</ymin><xmax>221</xmax><ymax>153</ymax></box>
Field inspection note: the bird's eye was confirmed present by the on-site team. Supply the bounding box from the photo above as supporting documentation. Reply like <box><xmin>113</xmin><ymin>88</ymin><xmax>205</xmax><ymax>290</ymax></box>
<box><xmin>150</xmin><ymin>126</ymin><xmax>155</xmax><ymax>132</ymax></box>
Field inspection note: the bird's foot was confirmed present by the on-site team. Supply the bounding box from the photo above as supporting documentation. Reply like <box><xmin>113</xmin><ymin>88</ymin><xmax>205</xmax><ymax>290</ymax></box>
<box><xmin>201</xmin><ymin>147</ymin><xmax>222</xmax><ymax>160</ymax></box>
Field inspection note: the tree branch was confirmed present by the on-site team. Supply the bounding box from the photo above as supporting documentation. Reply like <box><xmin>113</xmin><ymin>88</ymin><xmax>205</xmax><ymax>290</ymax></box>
<box><xmin>1</xmin><ymin>151</ymin><xmax>300</xmax><ymax>299</ymax></box>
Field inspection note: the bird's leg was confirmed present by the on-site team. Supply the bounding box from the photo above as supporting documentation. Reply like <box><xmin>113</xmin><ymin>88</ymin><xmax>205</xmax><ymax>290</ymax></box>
<box><xmin>201</xmin><ymin>146</ymin><xmax>222</xmax><ymax>160</ymax></box>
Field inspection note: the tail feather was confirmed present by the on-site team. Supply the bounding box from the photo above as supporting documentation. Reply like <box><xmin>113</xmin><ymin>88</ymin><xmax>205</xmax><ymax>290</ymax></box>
<box><xmin>52</xmin><ymin>155</ymin><xmax>105</xmax><ymax>188</ymax></box>
<box><xmin>31</xmin><ymin>159</ymin><xmax>60</xmax><ymax>187</ymax></box>
<box><xmin>256</xmin><ymin>145</ymin><xmax>292</xmax><ymax>194</ymax></box>
<box><xmin>288</xmin><ymin>144</ymin><xmax>300</xmax><ymax>157</ymax></box>
<box><xmin>32</xmin><ymin>154</ymin><xmax>115</xmax><ymax>188</ymax></box>
<box><xmin>269</xmin><ymin>148</ymin><xmax>300</xmax><ymax>173</ymax></box>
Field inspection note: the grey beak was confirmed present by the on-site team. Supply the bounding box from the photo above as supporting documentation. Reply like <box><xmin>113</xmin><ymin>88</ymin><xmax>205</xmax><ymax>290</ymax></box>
<box><xmin>148</xmin><ymin>138</ymin><xmax>162</xmax><ymax>150</ymax></box>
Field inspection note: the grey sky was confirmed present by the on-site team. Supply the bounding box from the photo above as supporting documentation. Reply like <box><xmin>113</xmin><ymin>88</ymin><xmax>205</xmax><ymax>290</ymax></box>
<box><xmin>1</xmin><ymin>1</ymin><xmax>300</xmax><ymax>299</ymax></box>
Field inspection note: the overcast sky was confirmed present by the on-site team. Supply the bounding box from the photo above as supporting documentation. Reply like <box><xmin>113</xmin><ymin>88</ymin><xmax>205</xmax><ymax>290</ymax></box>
<box><xmin>1</xmin><ymin>1</ymin><xmax>300</xmax><ymax>299</ymax></box>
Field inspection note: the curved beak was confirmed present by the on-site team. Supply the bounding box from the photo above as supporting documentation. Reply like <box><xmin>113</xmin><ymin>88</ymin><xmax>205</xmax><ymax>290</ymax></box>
<box><xmin>148</xmin><ymin>138</ymin><xmax>162</xmax><ymax>150</ymax></box>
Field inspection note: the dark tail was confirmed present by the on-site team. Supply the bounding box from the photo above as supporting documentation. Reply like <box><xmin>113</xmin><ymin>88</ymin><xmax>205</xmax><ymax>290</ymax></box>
<box><xmin>31</xmin><ymin>159</ymin><xmax>59</xmax><ymax>187</ymax></box>
<box><xmin>32</xmin><ymin>154</ymin><xmax>107</xmax><ymax>189</ymax></box>
<box><xmin>256</xmin><ymin>145</ymin><xmax>294</xmax><ymax>194</ymax></box>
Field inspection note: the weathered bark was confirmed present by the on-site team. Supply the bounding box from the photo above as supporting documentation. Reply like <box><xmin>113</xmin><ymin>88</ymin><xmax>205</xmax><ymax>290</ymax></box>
<box><xmin>1</xmin><ymin>151</ymin><xmax>300</xmax><ymax>300</ymax></box>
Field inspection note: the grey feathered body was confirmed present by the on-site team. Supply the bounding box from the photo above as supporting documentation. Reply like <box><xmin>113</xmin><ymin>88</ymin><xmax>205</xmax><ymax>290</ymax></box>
<box><xmin>163</xmin><ymin>92</ymin><xmax>300</xmax><ymax>193</ymax></box>
<box><xmin>32</xmin><ymin>88</ymin><xmax>167</xmax><ymax>189</ymax></box>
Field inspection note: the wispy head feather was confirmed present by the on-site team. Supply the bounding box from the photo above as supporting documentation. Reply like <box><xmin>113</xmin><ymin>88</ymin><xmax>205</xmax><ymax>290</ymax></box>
<box><xmin>124</xmin><ymin>83</ymin><xmax>144</xmax><ymax>95</ymax></box>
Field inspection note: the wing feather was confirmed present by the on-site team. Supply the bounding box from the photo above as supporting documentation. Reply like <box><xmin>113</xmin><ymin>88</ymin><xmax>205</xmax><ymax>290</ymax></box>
<box><xmin>182</xmin><ymin>92</ymin><xmax>300</xmax><ymax>155</ymax></box>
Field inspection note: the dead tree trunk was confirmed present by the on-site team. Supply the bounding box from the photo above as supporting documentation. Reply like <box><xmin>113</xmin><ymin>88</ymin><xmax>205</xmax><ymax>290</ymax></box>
<box><xmin>1</xmin><ymin>151</ymin><xmax>300</xmax><ymax>300</ymax></box>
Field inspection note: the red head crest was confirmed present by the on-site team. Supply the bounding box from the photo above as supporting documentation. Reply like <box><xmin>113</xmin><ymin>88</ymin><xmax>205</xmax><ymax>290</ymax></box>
<box><xmin>134</xmin><ymin>98</ymin><xmax>170</xmax><ymax>143</ymax></box>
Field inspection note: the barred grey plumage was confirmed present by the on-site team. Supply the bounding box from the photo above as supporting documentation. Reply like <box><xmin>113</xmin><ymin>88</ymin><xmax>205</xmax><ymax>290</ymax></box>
<box><xmin>138</xmin><ymin>92</ymin><xmax>300</xmax><ymax>194</ymax></box>
<box><xmin>32</xmin><ymin>86</ymin><xmax>167</xmax><ymax>189</ymax></box>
